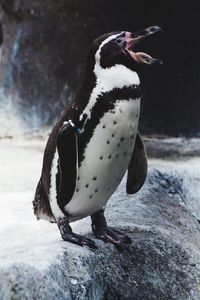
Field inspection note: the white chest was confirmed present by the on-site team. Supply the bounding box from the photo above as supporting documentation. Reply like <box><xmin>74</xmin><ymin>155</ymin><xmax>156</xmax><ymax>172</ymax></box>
<box><xmin>65</xmin><ymin>98</ymin><xmax>140</xmax><ymax>222</ymax></box>
<box><xmin>80</xmin><ymin>65</ymin><xmax>140</xmax><ymax>122</ymax></box>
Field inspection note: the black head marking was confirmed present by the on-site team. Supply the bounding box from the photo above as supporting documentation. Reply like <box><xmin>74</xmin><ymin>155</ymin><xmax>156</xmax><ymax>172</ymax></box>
<box><xmin>90</xmin><ymin>27</ymin><xmax>162</xmax><ymax>72</ymax></box>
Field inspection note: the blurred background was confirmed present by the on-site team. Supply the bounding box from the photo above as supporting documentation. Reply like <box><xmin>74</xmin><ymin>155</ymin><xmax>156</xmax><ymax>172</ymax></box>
<box><xmin>0</xmin><ymin>0</ymin><xmax>200</xmax><ymax>137</ymax></box>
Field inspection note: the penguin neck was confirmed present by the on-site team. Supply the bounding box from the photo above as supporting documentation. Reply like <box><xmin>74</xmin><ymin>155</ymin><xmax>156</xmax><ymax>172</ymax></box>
<box><xmin>94</xmin><ymin>63</ymin><xmax>140</xmax><ymax>91</ymax></box>
<box><xmin>78</xmin><ymin>63</ymin><xmax>140</xmax><ymax>123</ymax></box>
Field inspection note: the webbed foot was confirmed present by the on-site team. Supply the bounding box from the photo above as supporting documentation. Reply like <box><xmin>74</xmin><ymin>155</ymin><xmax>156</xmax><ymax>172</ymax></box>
<box><xmin>58</xmin><ymin>218</ymin><xmax>97</xmax><ymax>249</ymax></box>
<box><xmin>91</xmin><ymin>210</ymin><xmax>132</xmax><ymax>252</ymax></box>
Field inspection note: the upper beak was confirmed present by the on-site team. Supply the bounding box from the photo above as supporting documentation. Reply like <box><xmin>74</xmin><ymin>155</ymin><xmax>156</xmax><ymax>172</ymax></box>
<box><xmin>125</xmin><ymin>26</ymin><xmax>163</xmax><ymax>65</ymax></box>
<box><xmin>130</xmin><ymin>26</ymin><xmax>162</xmax><ymax>45</ymax></box>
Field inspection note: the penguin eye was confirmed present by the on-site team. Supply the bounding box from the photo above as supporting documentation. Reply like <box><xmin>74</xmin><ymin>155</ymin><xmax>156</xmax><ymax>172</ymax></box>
<box><xmin>116</xmin><ymin>38</ymin><xmax>122</xmax><ymax>44</ymax></box>
<box><xmin>115</xmin><ymin>38</ymin><xmax>126</xmax><ymax>47</ymax></box>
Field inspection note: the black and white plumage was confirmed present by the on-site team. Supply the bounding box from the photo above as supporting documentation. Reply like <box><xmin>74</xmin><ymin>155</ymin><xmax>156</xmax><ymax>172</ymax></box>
<box><xmin>33</xmin><ymin>26</ymin><xmax>162</xmax><ymax>250</ymax></box>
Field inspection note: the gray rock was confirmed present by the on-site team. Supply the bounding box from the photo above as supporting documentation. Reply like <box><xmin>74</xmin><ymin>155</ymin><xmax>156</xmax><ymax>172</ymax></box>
<box><xmin>145</xmin><ymin>137</ymin><xmax>200</xmax><ymax>159</ymax></box>
<box><xmin>1</xmin><ymin>162</ymin><xmax>200</xmax><ymax>300</ymax></box>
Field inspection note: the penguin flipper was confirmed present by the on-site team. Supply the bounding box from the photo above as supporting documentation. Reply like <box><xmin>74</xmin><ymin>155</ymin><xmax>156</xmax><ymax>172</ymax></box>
<box><xmin>126</xmin><ymin>132</ymin><xmax>147</xmax><ymax>194</ymax></box>
<box><xmin>56</xmin><ymin>123</ymin><xmax>78</xmax><ymax>210</ymax></box>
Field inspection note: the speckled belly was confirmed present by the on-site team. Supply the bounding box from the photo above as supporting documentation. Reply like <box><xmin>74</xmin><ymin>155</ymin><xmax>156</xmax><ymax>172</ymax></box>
<box><xmin>65</xmin><ymin>99</ymin><xmax>140</xmax><ymax>222</ymax></box>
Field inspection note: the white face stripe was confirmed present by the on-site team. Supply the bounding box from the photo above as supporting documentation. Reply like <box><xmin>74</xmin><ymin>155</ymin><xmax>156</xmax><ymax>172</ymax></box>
<box><xmin>95</xmin><ymin>32</ymin><xmax>124</xmax><ymax>64</ymax></box>
<box><xmin>80</xmin><ymin>32</ymin><xmax>140</xmax><ymax>123</ymax></box>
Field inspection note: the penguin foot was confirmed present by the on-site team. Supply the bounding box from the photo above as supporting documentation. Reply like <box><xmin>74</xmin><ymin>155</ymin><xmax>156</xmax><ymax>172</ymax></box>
<box><xmin>91</xmin><ymin>210</ymin><xmax>132</xmax><ymax>251</ymax></box>
<box><xmin>57</xmin><ymin>217</ymin><xmax>97</xmax><ymax>249</ymax></box>
<box><xmin>62</xmin><ymin>232</ymin><xmax>97</xmax><ymax>249</ymax></box>
<box><xmin>93</xmin><ymin>226</ymin><xmax>132</xmax><ymax>252</ymax></box>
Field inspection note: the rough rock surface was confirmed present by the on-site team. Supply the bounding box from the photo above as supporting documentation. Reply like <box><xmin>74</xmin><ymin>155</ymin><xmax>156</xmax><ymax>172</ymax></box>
<box><xmin>1</xmin><ymin>1</ymin><xmax>200</xmax><ymax>135</ymax></box>
<box><xmin>145</xmin><ymin>137</ymin><xmax>200</xmax><ymax>159</ymax></box>
<box><xmin>0</xmin><ymin>138</ymin><xmax>200</xmax><ymax>300</ymax></box>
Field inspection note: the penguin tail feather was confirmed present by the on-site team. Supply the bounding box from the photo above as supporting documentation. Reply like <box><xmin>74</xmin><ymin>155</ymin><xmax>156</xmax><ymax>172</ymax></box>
<box><xmin>33</xmin><ymin>178</ymin><xmax>56</xmax><ymax>223</ymax></box>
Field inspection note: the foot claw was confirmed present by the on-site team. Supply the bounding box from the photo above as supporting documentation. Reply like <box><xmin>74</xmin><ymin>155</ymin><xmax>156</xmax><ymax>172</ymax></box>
<box><xmin>79</xmin><ymin>236</ymin><xmax>98</xmax><ymax>249</ymax></box>
<box><xmin>93</xmin><ymin>226</ymin><xmax>132</xmax><ymax>250</ymax></box>
<box><xmin>108</xmin><ymin>227</ymin><xmax>132</xmax><ymax>245</ymax></box>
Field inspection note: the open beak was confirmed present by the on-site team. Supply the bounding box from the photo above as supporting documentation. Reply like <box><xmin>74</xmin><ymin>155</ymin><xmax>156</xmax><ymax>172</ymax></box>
<box><xmin>125</xmin><ymin>26</ymin><xmax>163</xmax><ymax>65</ymax></box>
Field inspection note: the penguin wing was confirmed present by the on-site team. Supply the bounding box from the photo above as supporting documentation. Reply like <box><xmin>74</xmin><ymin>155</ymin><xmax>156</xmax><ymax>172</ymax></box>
<box><xmin>126</xmin><ymin>132</ymin><xmax>148</xmax><ymax>194</ymax></box>
<box><xmin>56</xmin><ymin>123</ymin><xmax>78</xmax><ymax>210</ymax></box>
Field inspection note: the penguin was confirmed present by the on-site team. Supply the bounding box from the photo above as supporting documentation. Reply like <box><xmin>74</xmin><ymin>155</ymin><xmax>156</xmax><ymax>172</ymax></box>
<box><xmin>33</xmin><ymin>26</ymin><xmax>162</xmax><ymax>250</ymax></box>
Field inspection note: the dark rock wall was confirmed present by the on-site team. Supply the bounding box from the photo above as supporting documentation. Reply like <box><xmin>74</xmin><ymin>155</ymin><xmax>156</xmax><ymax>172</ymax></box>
<box><xmin>0</xmin><ymin>0</ymin><xmax>200</xmax><ymax>135</ymax></box>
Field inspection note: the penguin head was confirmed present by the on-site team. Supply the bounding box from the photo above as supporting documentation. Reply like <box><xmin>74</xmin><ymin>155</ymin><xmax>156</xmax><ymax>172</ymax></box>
<box><xmin>91</xmin><ymin>26</ymin><xmax>162</xmax><ymax>73</ymax></box>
